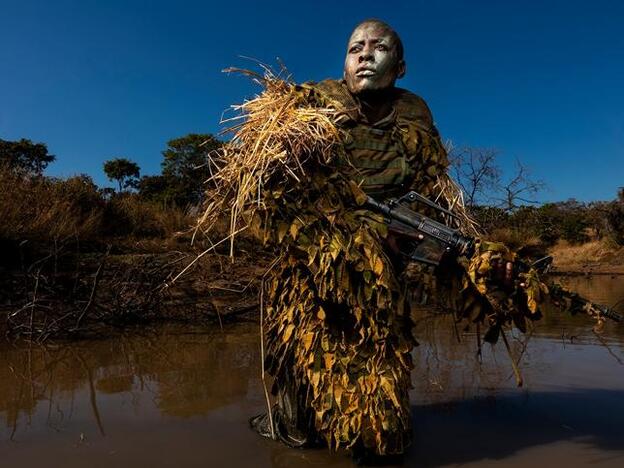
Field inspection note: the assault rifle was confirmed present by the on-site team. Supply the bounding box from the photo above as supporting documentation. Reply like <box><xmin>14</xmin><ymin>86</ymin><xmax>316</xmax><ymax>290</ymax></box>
<box><xmin>365</xmin><ymin>191</ymin><xmax>622</xmax><ymax>323</ymax></box>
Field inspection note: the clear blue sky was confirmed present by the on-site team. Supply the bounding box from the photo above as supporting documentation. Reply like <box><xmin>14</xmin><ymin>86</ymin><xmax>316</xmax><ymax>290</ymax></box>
<box><xmin>1</xmin><ymin>0</ymin><xmax>623</xmax><ymax>202</ymax></box>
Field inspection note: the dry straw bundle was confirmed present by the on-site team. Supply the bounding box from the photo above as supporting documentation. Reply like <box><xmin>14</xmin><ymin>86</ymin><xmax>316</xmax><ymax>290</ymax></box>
<box><xmin>432</xmin><ymin>174</ymin><xmax>480</xmax><ymax>236</ymax></box>
<box><xmin>196</xmin><ymin>66</ymin><xmax>341</xmax><ymax>256</ymax></box>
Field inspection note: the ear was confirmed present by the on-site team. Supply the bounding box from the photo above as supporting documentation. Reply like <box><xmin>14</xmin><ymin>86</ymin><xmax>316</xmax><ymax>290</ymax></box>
<box><xmin>397</xmin><ymin>60</ymin><xmax>406</xmax><ymax>79</ymax></box>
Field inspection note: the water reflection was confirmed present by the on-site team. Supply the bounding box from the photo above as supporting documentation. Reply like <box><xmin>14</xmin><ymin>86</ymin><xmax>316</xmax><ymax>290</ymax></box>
<box><xmin>0</xmin><ymin>276</ymin><xmax>623</xmax><ymax>467</ymax></box>
<box><xmin>0</xmin><ymin>325</ymin><xmax>260</xmax><ymax>441</ymax></box>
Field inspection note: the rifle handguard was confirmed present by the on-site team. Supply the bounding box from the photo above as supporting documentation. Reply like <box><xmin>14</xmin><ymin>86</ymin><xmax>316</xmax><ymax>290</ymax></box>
<box><xmin>365</xmin><ymin>195</ymin><xmax>474</xmax><ymax>257</ymax></box>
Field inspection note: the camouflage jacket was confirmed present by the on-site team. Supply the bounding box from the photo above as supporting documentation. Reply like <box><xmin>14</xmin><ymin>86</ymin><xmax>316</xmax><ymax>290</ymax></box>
<box><xmin>309</xmin><ymin>79</ymin><xmax>448</xmax><ymax>201</ymax></box>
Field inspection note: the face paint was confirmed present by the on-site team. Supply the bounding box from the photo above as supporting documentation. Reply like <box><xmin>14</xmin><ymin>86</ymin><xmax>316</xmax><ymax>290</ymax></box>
<box><xmin>343</xmin><ymin>23</ymin><xmax>405</xmax><ymax>95</ymax></box>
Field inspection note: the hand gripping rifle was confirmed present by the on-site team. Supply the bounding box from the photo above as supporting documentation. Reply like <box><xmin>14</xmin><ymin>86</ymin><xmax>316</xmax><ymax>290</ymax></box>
<box><xmin>364</xmin><ymin>191</ymin><xmax>622</xmax><ymax>323</ymax></box>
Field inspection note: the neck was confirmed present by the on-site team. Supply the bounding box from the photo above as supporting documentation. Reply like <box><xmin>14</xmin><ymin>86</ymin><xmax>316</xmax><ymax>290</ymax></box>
<box><xmin>356</xmin><ymin>88</ymin><xmax>395</xmax><ymax>123</ymax></box>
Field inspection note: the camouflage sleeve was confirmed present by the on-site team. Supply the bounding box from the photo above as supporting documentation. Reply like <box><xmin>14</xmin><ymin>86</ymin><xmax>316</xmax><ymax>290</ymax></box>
<box><xmin>458</xmin><ymin>239</ymin><xmax>548</xmax><ymax>342</ymax></box>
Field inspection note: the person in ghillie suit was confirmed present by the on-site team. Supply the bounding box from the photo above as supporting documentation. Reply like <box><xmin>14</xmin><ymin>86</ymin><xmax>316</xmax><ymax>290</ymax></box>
<box><xmin>239</xmin><ymin>19</ymin><xmax>550</xmax><ymax>461</ymax></box>
<box><xmin>192</xmin><ymin>19</ymin><xmax>554</xmax><ymax>462</ymax></box>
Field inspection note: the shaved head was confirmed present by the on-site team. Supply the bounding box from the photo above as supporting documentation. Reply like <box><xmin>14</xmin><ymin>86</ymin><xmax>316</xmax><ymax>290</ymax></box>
<box><xmin>344</xmin><ymin>19</ymin><xmax>406</xmax><ymax>95</ymax></box>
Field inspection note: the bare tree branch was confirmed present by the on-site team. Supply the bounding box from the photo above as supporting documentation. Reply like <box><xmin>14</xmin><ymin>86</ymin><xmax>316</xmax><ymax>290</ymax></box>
<box><xmin>448</xmin><ymin>145</ymin><xmax>501</xmax><ymax>207</ymax></box>
<box><xmin>496</xmin><ymin>159</ymin><xmax>545</xmax><ymax>212</ymax></box>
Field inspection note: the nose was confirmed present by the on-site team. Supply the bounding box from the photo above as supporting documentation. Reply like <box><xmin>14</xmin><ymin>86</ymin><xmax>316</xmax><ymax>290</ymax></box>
<box><xmin>359</xmin><ymin>44</ymin><xmax>374</xmax><ymax>62</ymax></box>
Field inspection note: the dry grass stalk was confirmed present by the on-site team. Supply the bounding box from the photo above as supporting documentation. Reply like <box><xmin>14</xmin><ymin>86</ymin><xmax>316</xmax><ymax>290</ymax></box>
<box><xmin>195</xmin><ymin>67</ymin><xmax>341</xmax><ymax>256</ymax></box>
<box><xmin>433</xmin><ymin>174</ymin><xmax>480</xmax><ymax>235</ymax></box>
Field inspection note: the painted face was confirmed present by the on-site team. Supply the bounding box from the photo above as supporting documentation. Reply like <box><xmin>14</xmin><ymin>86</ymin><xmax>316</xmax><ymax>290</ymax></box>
<box><xmin>343</xmin><ymin>23</ymin><xmax>405</xmax><ymax>95</ymax></box>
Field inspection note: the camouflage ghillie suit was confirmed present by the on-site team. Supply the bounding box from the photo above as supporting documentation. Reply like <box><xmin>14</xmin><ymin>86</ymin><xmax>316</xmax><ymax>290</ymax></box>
<box><xmin>248</xmin><ymin>78</ymin><xmax>554</xmax><ymax>457</ymax></box>
<box><xmin>251</xmin><ymin>79</ymin><xmax>460</xmax><ymax>455</ymax></box>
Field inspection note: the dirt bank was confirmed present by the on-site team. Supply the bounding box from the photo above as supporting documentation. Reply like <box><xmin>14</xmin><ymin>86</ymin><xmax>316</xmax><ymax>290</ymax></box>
<box><xmin>0</xmin><ymin>239</ymin><xmax>270</xmax><ymax>339</ymax></box>
<box><xmin>549</xmin><ymin>240</ymin><xmax>624</xmax><ymax>275</ymax></box>
<box><xmin>4</xmin><ymin>235</ymin><xmax>622</xmax><ymax>339</ymax></box>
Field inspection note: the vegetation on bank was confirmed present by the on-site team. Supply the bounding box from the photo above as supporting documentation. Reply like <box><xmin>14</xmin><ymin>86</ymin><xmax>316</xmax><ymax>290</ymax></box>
<box><xmin>0</xmin><ymin>166</ymin><xmax>192</xmax><ymax>245</ymax></box>
<box><xmin>548</xmin><ymin>240</ymin><xmax>624</xmax><ymax>274</ymax></box>
<box><xmin>0</xmin><ymin>135</ymin><xmax>223</xmax><ymax>248</ymax></box>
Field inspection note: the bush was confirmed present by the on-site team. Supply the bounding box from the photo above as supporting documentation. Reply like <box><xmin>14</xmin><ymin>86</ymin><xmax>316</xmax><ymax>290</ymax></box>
<box><xmin>471</xmin><ymin>200</ymin><xmax>594</xmax><ymax>248</ymax></box>
<box><xmin>102</xmin><ymin>194</ymin><xmax>191</xmax><ymax>238</ymax></box>
<box><xmin>0</xmin><ymin>166</ymin><xmax>103</xmax><ymax>241</ymax></box>
<box><xmin>0</xmin><ymin>165</ymin><xmax>192</xmax><ymax>244</ymax></box>
<box><xmin>606</xmin><ymin>188</ymin><xmax>624</xmax><ymax>245</ymax></box>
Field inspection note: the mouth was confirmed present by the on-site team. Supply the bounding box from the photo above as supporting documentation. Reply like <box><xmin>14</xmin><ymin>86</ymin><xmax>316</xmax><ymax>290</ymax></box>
<box><xmin>355</xmin><ymin>67</ymin><xmax>376</xmax><ymax>77</ymax></box>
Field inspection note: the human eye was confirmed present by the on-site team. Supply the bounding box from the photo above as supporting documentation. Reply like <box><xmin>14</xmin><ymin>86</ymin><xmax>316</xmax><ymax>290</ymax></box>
<box><xmin>376</xmin><ymin>44</ymin><xmax>388</xmax><ymax>51</ymax></box>
<box><xmin>349</xmin><ymin>44</ymin><xmax>362</xmax><ymax>53</ymax></box>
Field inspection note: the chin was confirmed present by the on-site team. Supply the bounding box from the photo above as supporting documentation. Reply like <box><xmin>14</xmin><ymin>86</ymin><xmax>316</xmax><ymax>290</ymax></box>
<box><xmin>348</xmin><ymin>80</ymin><xmax>377</xmax><ymax>94</ymax></box>
<box><xmin>353</xmin><ymin>84</ymin><xmax>388</xmax><ymax>95</ymax></box>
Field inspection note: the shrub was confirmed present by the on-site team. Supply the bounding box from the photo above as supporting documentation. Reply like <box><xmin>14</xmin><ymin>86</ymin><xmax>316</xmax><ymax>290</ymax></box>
<box><xmin>102</xmin><ymin>194</ymin><xmax>191</xmax><ymax>238</ymax></box>
<box><xmin>0</xmin><ymin>166</ymin><xmax>103</xmax><ymax>241</ymax></box>
<box><xmin>0</xmin><ymin>166</ymin><xmax>191</xmax><ymax>243</ymax></box>
<box><xmin>606</xmin><ymin>188</ymin><xmax>624</xmax><ymax>245</ymax></box>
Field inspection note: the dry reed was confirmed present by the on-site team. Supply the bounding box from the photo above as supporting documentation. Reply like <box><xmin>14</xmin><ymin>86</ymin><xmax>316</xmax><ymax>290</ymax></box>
<box><xmin>432</xmin><ymin>174</ymin><xmax>480</xmax><ymax>236</ymax></box>
<box><xmin>195</xmin><ymin>67</ymin><xmax>341</xmax><ymax>256</ymax></box>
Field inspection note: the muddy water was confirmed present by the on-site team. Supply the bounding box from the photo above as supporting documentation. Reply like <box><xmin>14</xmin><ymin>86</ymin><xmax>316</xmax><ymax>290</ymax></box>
<box><xmin>1</xmin><ymin>276</ymin><xmax>623</xmax><ymax>467</ymax></box>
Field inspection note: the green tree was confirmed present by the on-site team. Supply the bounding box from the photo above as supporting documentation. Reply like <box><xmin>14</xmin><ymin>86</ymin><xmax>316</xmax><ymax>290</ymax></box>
<box><xmin>0</xmin><ymin>138</ymin><xmax>56</xmax><ymax>174</ymax></box>
<box><xmin>138</xmin><ymin>175</ymin><xmax>169</xmax><ymax>202</ymax></box>
<box><xmin>556</xmin><ymin>199</ymin><xmax>590</xmax><ymax>244</ymax></box>
<box><xmin>103</xmin><ymin>158</ymin><xmax>140</xmax><ymax>192</ymax></box>
<box><xmin>160</xmin><ymin>133</ymin><xmax>222</xmax><ymax>206</ymax></box>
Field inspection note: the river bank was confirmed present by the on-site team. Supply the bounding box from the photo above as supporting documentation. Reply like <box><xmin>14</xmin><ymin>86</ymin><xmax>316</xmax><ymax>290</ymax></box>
<box><xmin>0</xmin><ymin>238</ymin><xmax>269</xmax><ymax>339</ymax></box>
<box><xmin>2</xmin><ymin>235</ymin><xmax>622</xmax><ymax>340</ymax></box>
<box><xmin>549</xmin><ymin>240</ymin><xmax>624</xmax><ymax>275</ymax></box>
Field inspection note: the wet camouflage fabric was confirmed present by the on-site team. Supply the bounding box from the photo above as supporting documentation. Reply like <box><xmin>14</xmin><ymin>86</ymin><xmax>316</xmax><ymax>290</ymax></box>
<box><xmin>253</xmin><ymin>80</ymin><xmax>546</xmax><ymax>455</ymax></box>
